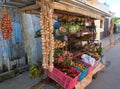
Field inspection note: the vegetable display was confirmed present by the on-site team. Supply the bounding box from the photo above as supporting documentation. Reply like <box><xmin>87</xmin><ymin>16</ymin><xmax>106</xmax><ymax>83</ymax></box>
<box><xmin>61</xmin><ymin>24</ymin><xmax>69</xmax><ymax>30</ymax></box>
<box><xmin>96</xmin><ymin>47</ymin><xmax>103</xmax><ymax>56</ymax></box>
<box><xmin>54</xmin><ymin>62</ymin><xmax>80</xmax><ymax>78</ymax></box>
<box><xmin>29</xmin><ymin>64</ymin><xmax>41</xmax><ymax>78</ymax></box>
<box><xmin>59</xmin><ymin>23</ymin><xmax>84</xmax><ymax>35</ymax></box>
<box><xmin>55</xmin><ymin>51</ymin><xmax>73</xmax><ymax>64</ymax></box>
<box><xmin>71</xmin><ymin>61</ymin><xmax>87</xmax><ymax>70</ymax></box>
<box><xmin>59</xmin><ymin>27</ymin><xmax>67</xmax><ymax>35</ymax></box>
<box><xmin>54</xmin><ymin>40</ymin><xmax>66</xmax><ymax>49</ymax></box>
<box><xmin>69</xmin><ymin>25</ymin><xmax>77</xmax><ymax>34</ymax></box>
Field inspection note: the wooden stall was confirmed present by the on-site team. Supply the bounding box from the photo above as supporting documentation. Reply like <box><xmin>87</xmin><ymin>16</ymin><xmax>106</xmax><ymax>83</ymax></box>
<box><xmin>15</xmin><ymin>0</ymin><xmax>108</xmax><ymax>89</ymax></box>
<box><xmin>40</xmin><ymin>1</ymin><xmax>105</xmax><ymax>88</ymax></box>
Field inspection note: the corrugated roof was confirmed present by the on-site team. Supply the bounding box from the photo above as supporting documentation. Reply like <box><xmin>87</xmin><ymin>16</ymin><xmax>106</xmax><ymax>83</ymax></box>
<box><xmin>0</xmin><ymin>0</ymin><xmax>35</xmax><ymax>8</ymax></box>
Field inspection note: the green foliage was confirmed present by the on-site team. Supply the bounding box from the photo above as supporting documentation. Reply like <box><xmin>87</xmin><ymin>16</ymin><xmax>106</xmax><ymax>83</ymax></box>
<box><xmin>55</xmin><ymin>48</ymin><xmax>63</xmax><ymax>54</ymax></box>
<box><xmin>62</xmin><ymin>24</ymin><xmax>69</xmax><ymax>30</ymax></box>
<box><xmin>36</xmin><ymin>30</ymin><xmax>41</xmax><ymax>37</ymax></box>
<box><xmin>96</xmin><ymin>47</ymin><xmax>103</xmax><ymax>56</ymax></box>
<box><xmin>112</xmin><ymin>17</ymin><xmax>120</xmax><ymax>24</ymax></box>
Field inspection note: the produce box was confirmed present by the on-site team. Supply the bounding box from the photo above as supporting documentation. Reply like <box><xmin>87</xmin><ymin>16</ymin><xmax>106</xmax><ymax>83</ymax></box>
<box><xmin>80</xmin><ymin>60</ymin><xmax>93</xmax><ymax>74</ymax></box>
<box><xmin>44</xmin><ymin>67</ymin><xmax>80</xmax><ymax>89</ymax></box>
<box><xmin>74</xmin><ymin>55</ymin><xmax>94</xmax><ymax>74</ymax></box>
<box><xmin>72</xmin><ymin>65</ymin><xmax>88</xmax><ymax>81</ymax></box>
<box><xmin>71</xmin><ymin>60</ymin><xmax>89</xmax><ymax>81</ymax></box>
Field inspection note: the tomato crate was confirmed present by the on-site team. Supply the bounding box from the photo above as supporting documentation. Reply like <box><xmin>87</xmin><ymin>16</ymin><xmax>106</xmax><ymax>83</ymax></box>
<box><xmin>72</xmin><ymin>57</ymin><xmax>93</xmax><ymax>74</ymax></box>
<box><xmin>44</xmin><ymin>67</ymin><xmax>80</xmax><ymax>89</ymax></box>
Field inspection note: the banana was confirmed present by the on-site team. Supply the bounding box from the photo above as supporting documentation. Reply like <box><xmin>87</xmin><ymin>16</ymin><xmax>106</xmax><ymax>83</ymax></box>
<box><xmin>29</xmin><ymin>64</ymin><xmax>41</xmax><ymax>78</ymax></box>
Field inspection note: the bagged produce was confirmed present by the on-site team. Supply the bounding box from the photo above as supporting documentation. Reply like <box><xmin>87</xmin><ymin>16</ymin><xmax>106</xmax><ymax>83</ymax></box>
<box><xmin>81</xmin><ymin>54</ymin><xmax>95</xmax><ymax>66</ymax></box>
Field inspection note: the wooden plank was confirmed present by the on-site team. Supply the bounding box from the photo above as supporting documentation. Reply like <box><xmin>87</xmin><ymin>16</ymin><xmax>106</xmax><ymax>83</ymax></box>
<box><xmin>55</xmin><ymin>0</ymin><xmax>94</xmax><ymax>12</ymax></box>
<box><xmin>36</xmin><ymin>0</ymin><xmax>54</xmax><ymax>6</ymax></box>
<box><xmin>14</xmin><ymin>9</ymin><xmax>40</xmax><ymax>15</ymax></box>
<box><xmin>14</xmin><ymin>1</ymin><xmax>106</xmax><ymax>19</ymax></box>
<box><xmin>56</xmin><ymin>0</ymin><xmax>110</xmax><ymax>17</ymax></box>
<box><xmin>36</xmin><ymin>1</ymin><xmax>43</xmax><ymax>6</ymax></box>
<box><xmin>12</xmin><ymin>0</ymin><xmax>34</xmax><ymax>4</ymax></box>
<box><xmin>53</xmin><ymin>2</ymin><xmax>103</xmax><ymax>19</ymax></box>
<box><xmin>75</xmin><ymin>63</ymin><xmax>105</xmax><ymax>89</ymax></box>
<box><xmin>22</xmin><ymin>4</ymin><xmax>39</xmax><ymax>10</ymax></box>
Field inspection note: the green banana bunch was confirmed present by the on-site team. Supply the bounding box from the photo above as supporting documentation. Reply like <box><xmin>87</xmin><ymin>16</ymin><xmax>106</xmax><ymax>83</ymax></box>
<box><xmin>29</xmin><ymin>64</ymin><xmax>41</xmax><ymax>78</ymax></box>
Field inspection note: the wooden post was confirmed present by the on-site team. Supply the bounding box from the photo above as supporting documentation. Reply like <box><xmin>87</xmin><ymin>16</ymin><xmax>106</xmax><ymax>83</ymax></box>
<box><xmin>109</xmin><ymin>19</ymin><xmax>114</xmax><ymax>45</ymax></box>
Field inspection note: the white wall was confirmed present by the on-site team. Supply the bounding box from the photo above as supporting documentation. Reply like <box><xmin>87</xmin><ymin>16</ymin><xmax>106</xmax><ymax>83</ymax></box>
<box><xmin>94</xmin><ymin>20</ymin><xmax>105</xmax><ymax>42</ymax></box>
<box><xmin>94</xmin><ymin>20</ymin><xmax>104</xmax><ymax>32</ymax></box>
<box><xmin>97</xmin><ymin>3</ymin><xmax>110</xmax><ymax>14</ymax></box>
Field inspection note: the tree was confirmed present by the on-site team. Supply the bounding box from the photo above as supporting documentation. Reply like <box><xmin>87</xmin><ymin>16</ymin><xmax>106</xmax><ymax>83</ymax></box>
<box><xmin>112</xmin><ymin>17</ymin><xmax>120</xmax><ymax>24</ymax></box>
<box><xmin>109</xmin><ymin>19</ymin><xmax>114</xmax><ymax>45</ymax></box>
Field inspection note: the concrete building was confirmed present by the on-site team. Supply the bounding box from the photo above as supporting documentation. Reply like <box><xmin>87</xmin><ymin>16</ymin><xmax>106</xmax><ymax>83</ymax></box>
<box><xmin>85</xmin><ymin>0</ymin><xmax>113</xmax><ymax>39</ymax></box>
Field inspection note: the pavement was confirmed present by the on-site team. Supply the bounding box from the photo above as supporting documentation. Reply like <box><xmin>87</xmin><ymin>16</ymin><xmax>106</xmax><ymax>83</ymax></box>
<box><xmin>101</xmin><ymin>32</ymin><xmax>120</xmax><ymax>48</ymax></box>
<box><xmin>0</xmin><ymin>32</ymin><xmax>120</xmax><ymax>89</ymax></box>
<box><xmin>86</xmin><ymin>33</ymin><xmax>120</xmax><ymax>89</ymax></box>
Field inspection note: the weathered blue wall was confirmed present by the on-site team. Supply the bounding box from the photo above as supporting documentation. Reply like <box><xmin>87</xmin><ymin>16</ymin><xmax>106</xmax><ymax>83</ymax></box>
<box><xmin>31</xmin><ymin>15</ymin><xmax>42</xmax><ymax>61</ymax></box>
<box><xmin>0</xmin><ymin>8</ymin><xmax>42</xmax><ymax>73</ymax></box>
<box><xmin>21</xmin><ymin>13</ymin><xmax>42</xmax><ymax>65</ymax></box>
<box><xmin>0</xmin><ymin>9</ymin><xmax>26</xmax><ymax>72</ymax></box>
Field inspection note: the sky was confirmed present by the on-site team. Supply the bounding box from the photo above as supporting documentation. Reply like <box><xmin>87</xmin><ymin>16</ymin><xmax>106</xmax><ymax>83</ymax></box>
<box><xmin>99</xmin><ymin>0</ymin><xmax>120</xmax><ymax>17</ymax></box>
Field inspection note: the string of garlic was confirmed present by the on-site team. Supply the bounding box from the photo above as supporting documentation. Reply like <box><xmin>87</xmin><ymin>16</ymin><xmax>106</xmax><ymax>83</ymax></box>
<box><xmin>41</xmin><ymin>0</ymin><xmax>54</xmax><ymax>71</ymax></box>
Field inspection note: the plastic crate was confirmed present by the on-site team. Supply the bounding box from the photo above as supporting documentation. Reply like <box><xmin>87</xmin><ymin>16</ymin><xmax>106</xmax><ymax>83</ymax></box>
<box><xmin>72</xmin><ymin>64</ymin><xmax>88</xmax><ymax>81</ymax></box>
<box><xmin>44</xmin><ymin>67</ymin><xmax>80</xmax><ymax>89</ymax></box>
<box><xmin>80</xmin><ymin>60</ymin><xmax>93</xmax><ymax>74</ymax></box>
<box><xmin>73</xmin><ymin>57</ymin><xmax>93</xmax><ymax>74</ymax></box>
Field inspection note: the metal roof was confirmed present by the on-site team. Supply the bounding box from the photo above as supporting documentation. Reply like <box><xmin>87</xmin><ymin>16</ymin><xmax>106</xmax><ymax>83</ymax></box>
<box><xmin>0</xmin><ymin>0</ymin><xmax>35</xmax><ymax>8</ymax></box>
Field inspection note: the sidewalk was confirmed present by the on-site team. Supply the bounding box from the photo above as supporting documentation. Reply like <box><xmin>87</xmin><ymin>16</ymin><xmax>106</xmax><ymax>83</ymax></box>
<box><xmin>0</xmin><ymin>71</ymin><xmax>40</xmax><ymax>89</ymax></box>
<box><xmin>0</xmin><ymin>33</ymin><xmax>120</xmax><ymax>89</ymax></box>
<box><xmin>101</xmin><ymin>33</ymin><xmax>120</xmax><ymax>48</ymax></box>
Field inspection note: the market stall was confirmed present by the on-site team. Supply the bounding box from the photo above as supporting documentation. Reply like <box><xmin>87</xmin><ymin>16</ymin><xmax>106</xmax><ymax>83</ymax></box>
<box><xmin>38</xmin><ymin>0</ymin><xmax>105</xmax><ymax>89</ymax></box>
<box><xmin>15</xmin><ymin>0</ymin><xmax>108</xmax><ymax>89</ymax></box>
<box><xmin>37</xmin><ymin>0</ymin><xmax>104</xmax><ymax>89</ymax></box>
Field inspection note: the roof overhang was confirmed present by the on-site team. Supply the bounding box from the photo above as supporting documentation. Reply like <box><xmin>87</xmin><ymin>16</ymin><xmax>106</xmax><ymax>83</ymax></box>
<box><xmin>14</xmin><ymin>0</ymin><xmax>111</xmax><ymax>20</ymax></box>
